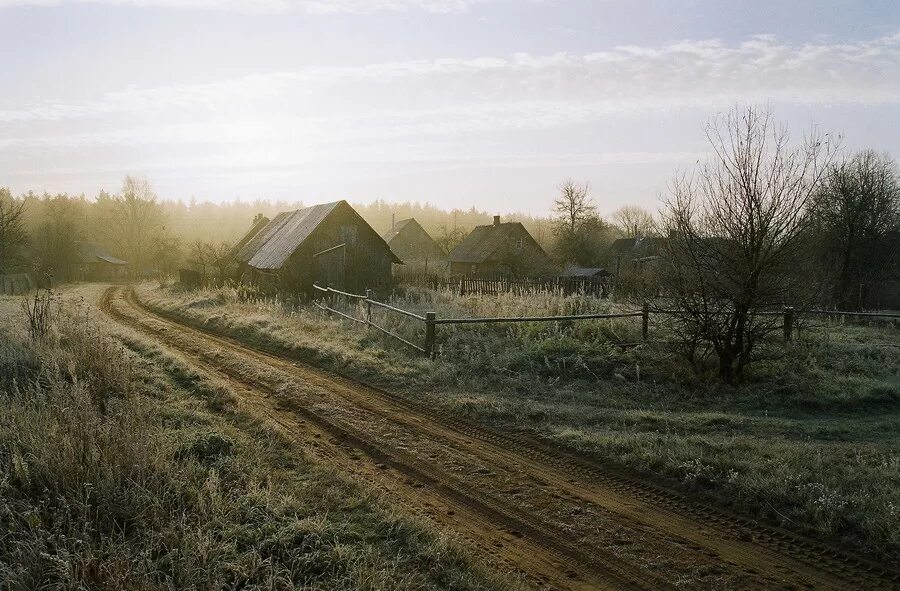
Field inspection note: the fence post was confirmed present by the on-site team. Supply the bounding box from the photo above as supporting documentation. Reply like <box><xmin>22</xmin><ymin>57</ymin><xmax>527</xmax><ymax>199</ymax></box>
<box><xmin>783</xmin><ymin>306</ymin><xmax>795</xmax><ymax>342</ymax></box>
<box><xmin>365</xmin><ymin>288</ymin><xmax>373</xmax><ymax>325</ymax></box>
<box><xmin>424</xmin><ymin>312</ymin><xmax>436</xmax><ymax>358</ymax></box>
<box><xmin>641</xmin><ymin>301</ymin><xmax>649</xmax><ymax>341</ymax></box>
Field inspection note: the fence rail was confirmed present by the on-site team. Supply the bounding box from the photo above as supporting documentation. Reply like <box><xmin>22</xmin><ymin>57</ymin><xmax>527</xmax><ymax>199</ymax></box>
<box><xmin>313</xmin><ymin>283</ymin><xmax>899</xmax><ymax>357</ymax></box>
<box><xmin>314</xmin><ymin>283</ymin><xmax>645</xmax><ymax>357</ymax></box>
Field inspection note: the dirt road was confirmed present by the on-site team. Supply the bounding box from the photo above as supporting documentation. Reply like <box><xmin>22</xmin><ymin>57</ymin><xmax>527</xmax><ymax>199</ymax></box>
<box><xmin>101</xmin><ymin>285</ymin><xmax>899</xmax><ymax>591</ymax></box>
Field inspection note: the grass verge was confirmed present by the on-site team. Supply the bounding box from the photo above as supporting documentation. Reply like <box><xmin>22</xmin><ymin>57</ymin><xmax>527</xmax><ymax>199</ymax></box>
<box><xmin>139</xmin><ymin>282</ymin><xmax>900</xmax><ymax>562</ymax></box>
<box><xmin>0</xmin><ymin>290</ymin><xmax>514</xmax><ymax>591</ymax></box>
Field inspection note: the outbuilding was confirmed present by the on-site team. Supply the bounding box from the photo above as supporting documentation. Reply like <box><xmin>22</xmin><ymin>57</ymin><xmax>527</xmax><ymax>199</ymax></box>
<box><xmin>234</xmin><ymin>200</ymin><xmax>401</xmax><ymax>294</ymax></box>
<box><xmin>381</xmin><ymin>217</ymin><xmax>446</xmax><ymax>274</ymax></box>
<box><xmin>73</xmin><ymin>242</ymin><xmax>129</xmax><ymax>281</ymax></box>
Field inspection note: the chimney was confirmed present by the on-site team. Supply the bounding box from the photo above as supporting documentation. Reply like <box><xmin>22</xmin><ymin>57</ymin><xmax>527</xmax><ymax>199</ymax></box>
<box><xmin>391</xmin><ymin>213</ymin><xmax>395</xmax><ymax>231</ymax></box>
<box><xmin>493</xmin><ymin>215</ymin><xmax>501</xmax><ymax>226</ymax></box>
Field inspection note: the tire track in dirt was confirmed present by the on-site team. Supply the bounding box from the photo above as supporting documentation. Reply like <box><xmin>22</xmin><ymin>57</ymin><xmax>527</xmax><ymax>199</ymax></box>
<box><xmin>102</xmin><ymin>286</ymin><xmax>658</xmax><ymax>591</ymax></box>
<box><xmin>104</xmin><ymin>286</ymin><xmax>900</xmax><ymax>591</ymax></box>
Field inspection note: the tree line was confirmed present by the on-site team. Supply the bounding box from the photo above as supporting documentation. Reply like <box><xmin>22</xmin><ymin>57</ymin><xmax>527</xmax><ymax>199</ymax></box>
<box><xmin>0</xmin><ymin>180</ymin><xmax>653</xmax><ymax>284</ymax></box>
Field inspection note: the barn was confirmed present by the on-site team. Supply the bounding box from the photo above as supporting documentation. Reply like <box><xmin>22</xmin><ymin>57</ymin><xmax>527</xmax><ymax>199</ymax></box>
<box><xmin>448</xmin><ymin>216</ymin><xmax>553</xmax><ymax>277</ymax></box>
<box><xmin>233</xmin><ymin>200</ymin><xmax>401</xmax><ymax>294</ymax></box>
<box><xmin>73</xmin><ymin>242</ymin><xmax>129</xmax><ymax>281</ymax></box>
<box><xmin>381</xmin><ymin>217</ymin><xmax>446</xmax><ymax>274</ymax></box>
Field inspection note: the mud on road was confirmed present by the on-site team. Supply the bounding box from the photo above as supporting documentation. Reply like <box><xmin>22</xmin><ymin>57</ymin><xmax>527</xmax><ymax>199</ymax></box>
<box><xmin>101</xmin><ymin>286</ymin><xmax>899</xmax><ymax>591</ymax></box>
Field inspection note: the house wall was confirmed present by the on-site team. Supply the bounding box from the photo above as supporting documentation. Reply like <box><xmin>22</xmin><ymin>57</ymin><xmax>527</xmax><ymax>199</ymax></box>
<box><xmin>277</xmin><ymin>205</ymin><xmax>393</xmax><ymax>294</ymax></box>
<box><xmin>73</xmin><ymin>262</ymin><xmax>129</xmax><ymax>282</ymax></box>
<box><xmin>388</xmin><ymin>224</ymin><xmax>446</xmax><ymax>263</ymax></box>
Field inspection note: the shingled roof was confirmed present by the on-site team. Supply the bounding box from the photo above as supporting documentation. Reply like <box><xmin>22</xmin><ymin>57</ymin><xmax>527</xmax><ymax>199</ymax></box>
<box><xmin>380</xmin><ymin>218</ymin><xmax>415</xmax><ymax>243</ymax></box>
<box><xmin>76</xmin><ymin>242</ymin><xmax>128</xmax><ymax>266</ymax></box>
<box><xmin>235</xmin><ymin>200</ymin><xmax>400</xmax><ymax>271</ymax></box>
<box><xmin>449</xmin><ymin>221</ymin><xmax>543</xmax><ymax>264</ymax></box>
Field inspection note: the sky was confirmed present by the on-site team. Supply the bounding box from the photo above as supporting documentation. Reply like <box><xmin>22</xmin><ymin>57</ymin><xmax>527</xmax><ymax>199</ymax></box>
<box><xmin>1</xmin><ymin>0</ymin><xmax>899</xmax><ymax>216</ymax></box>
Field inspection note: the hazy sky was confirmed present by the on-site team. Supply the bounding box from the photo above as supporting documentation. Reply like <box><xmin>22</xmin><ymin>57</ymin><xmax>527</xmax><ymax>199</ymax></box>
<box><xmin>1</xmin><ymin>0</ymin><xmax>899</xmax><ymax>215</ymax></box>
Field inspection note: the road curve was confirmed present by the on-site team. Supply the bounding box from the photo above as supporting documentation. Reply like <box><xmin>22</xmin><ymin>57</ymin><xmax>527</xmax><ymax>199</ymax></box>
<box><xmin>101</xmin><ymin>285</ymin><xmax>900</xmax><ymax>591</ymax></box>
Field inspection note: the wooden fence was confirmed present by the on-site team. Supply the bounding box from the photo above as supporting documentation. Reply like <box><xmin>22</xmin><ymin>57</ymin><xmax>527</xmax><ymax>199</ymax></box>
<box><xmin>314</xmin><ymin>283</ymin><xmax>645</xmax><ymax>357</ymax></box>
<box><xmin>399</xmin><ymin>274</ymin><xmax>611</xmax><ymax>298</ymax></box>
<box><xmin>314</xmin><ymin>284</ymin><xmax>900</xmax><ymax>357</ymax></box>
<box><xmin>0</xmin><ymin>273</ymin><xmax>34</xmax><ymax>295</ymax></box>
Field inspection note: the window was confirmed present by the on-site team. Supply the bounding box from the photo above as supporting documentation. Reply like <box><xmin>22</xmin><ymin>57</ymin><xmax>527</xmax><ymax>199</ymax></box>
<box><xmin>516</xmin><ymin>238</ymin><xmax>524</xmax><ymax>250</ymax></box>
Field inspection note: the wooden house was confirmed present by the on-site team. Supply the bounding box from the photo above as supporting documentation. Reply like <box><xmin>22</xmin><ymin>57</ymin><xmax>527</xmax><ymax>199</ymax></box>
<box><xmin>233</xmin><ymin>200</ymin><xmax>401</xmax><ymax>294</ymax></box>
<box><xmin>608</xmin><ymin>236</ymin><xmax>666</xmax><ymax>275</ymax></box>
<box><xmin>73</xmin><ymin>242</ymin><xmax>129</xmax><ymax>281</ymax></box>
<box><xmin>448</xmin><ymin>216</ymin><xmax>553</xmax><ymax>277</ymax></box>
<box><xmin>381</xmin><ymin>217</ymin><xmax>447</xmax><ymax>274</ymax></box>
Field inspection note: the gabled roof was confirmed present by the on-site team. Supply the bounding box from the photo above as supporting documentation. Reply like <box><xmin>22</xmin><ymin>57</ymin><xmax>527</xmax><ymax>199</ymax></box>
<box><xmin>228</xmin><ymin>215</ymin><xmax>270</xmax><ymax>261</ymax></box>
<box><xmin>449</xmin><ymin>222</ymin><xmax>545</xmax><ymax>264</ymax></box>
<box><xmin>381</xmin><ymin>218</ymin><xmax>416</xmax><ymax>243</ymax></box>
<box><xmin>381</xmin><ymin>217</ymin><xmax>446</xmax><ymax>262</ymax></box>
<box><xmin>235</xmin><ymin>200</ymin><xmax>401</xmax><ymax>271</ymax></box>
<box><xmin>609</xmin><ymin>236</ymin><xmax>665</xmax><ymax>256</ymax></box>
<box><xmin>76</xmin><ymin>242</ymin><xmax>128</xmax><ymax>265</ymax></box>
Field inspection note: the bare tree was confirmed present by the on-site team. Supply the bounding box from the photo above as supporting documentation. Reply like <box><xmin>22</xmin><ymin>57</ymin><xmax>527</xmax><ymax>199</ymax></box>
<box><xmin>208</xmin><ymin>240</ymin><xmax>234</xmax><ymax>284</ymax></box>
<box><xmin>188</xmin><ymin>240</ymin><xmax>214</xmax><ymax>279</ymax></box>
<box><xmin>108</xmin><ymin>176</ymin><xmax>166</xmax><ymax>277</ymax></box>
<box><xmin>553</xmin><ymin>180</ymin><xmax>606</xmax><ymax>265</ymax></box>
<box><xmin>813</xmin><ymin>151</ymin><xmax>900</xmax><ymax>309</ymax></box>
<box><xmin>0</xmin><ymin>188</ymin><xmax>27</xmax><ymax>274</ymax></box>
<box><xmin>613</xmin><ymin>205</ymin><xmax>655</xmax><ymax>238</ymax></box>
<box><xmin>554</xmin><ymin>180</ymin><xmax>595</xmax><ymax>235</ymax></box>
<box><xmin>657</xmin><ymin>106</ymin><xmax>837</xmax><ymax>384</ymax></box>
<box><xmin>435</xmin><ymin>224</ymin><xmax>468</xmax><ymax>254</ymax></box>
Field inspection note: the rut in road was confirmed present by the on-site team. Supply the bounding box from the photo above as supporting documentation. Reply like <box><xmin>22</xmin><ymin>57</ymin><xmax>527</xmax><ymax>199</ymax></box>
<box><xmin>102</xmin><ymin>286</ymin><xmax>900</xmax><ymax>591</ymax></box>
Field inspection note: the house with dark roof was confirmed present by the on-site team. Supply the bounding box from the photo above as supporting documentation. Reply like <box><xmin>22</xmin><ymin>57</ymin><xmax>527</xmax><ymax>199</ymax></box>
<box><xmin>381</xmin><ymin>217</ymin><xmax>446</xmax><ymax>273</ymax></box>
<box><xmin>560</xmin><ymin>265</ymin><xmax>610</xmax><ymax>278</ymax></box>
<box><xmin>448</xmin><ymin>216</ymin><xmax>553</xmax><ymax>277</ymax></box>
<box><xmin>233</xmin><ymin>200</ymin><xmax>401</xmax><ymax>293</ymax></box>
<box><xmin>73</xmin><ymin>242</ymin><xmax>129</xmax><ymax>281</ymax></box>
<box><xmin>608</xmin><ymin>236</ymin><xmax>667</xmax><ymax>274</ymax></box>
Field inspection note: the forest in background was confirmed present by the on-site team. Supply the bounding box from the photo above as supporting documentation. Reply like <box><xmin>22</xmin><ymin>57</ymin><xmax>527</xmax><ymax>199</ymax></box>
<box><xmin>1</xmin><ymin>108</ymin><xmax>898</xmax><ymax>318</ymax></box>
<box><xmin>0</xmin><ymin>178</ymin><xmax>628</xmax><ymax>280</ymax></box>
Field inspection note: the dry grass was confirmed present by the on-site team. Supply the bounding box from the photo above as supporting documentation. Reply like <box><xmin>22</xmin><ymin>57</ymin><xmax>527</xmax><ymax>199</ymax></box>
<box><xmin>0</xmin><ymin>290</ymin><xmax>515</xmax><ymax>591</ymax></box>
<box><xmin>140</xmin><ymin>282</ymin><xmax>900</xmax><ymax>561</ymax></box>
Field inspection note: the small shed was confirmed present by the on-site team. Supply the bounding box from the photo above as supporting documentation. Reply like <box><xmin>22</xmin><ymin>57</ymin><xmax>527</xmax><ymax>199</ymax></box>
<box><xmin>381</xmin><ymin>217</ymin><xmax>446</xmax><ymax>274</ymax></box>
<box><xmin>449</xmin><ymin>216</ymin><xmax>553</xmax><ymax>277</ymax></box>
<box><xmin>234</xmin><ymin>200</ymin><xmax>401</xmax><ymax>294</ymax></box>
<box><xmin>73</xmin><ymin>242</ymin><xmax>129</xmax><ymax>281</ymax></box>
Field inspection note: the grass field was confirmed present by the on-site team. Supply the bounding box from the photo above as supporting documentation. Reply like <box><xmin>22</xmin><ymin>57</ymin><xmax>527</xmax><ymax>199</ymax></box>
<box><xmin>0</xmin><ymin>287</ymin><xmax>513</xmax><ymax>590</ymax></box>
<box><xmin>140</xmin><ymin>282</ymin><xmax>900</xmax><ymax>562</ymax></box>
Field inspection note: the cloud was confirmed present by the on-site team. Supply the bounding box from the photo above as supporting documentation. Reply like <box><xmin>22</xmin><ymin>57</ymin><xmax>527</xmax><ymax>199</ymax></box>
<box><xmin>0</xmin><ymin>0</ymin><xmax>495</xmax><ymax>13</ymax></box>
<box><xmin>2</xmin><ymin>32</ymin><xmax>898</xmax><ymax>128</ymax></box>
<box><xmin>2</xmin><ymin>31</ymin><xmax>898</xmax><ymax>206</ymax></box>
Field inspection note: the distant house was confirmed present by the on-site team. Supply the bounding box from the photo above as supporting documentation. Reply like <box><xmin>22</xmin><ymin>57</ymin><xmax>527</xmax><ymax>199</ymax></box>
<box><xmin>233</xmin><ymin>200</ymin><xmax>401</xmax><ymax>294</ymax></box>
<box><xmin>381</xmin><ymin>217</ymin><xmax>446</xmax><ymax>274</ymax></box>
<box><xmin>561</xmin><ymin>265</ymin><xmax>610</xmax><ymax>279</ymax></box>
<box><xmin>449</xmin><ymin>216</ymin><xmax>553</xmax><ymax>277</ymax></box>
<box><xmin>608</xmin><ymin>236</ymin><xmax>666</xmax><ymax>274</ymax></box>
<box><xmin>73</xmin><ymin>242</ymin><xmax>129</xmax><ymax>281</ymax></box>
